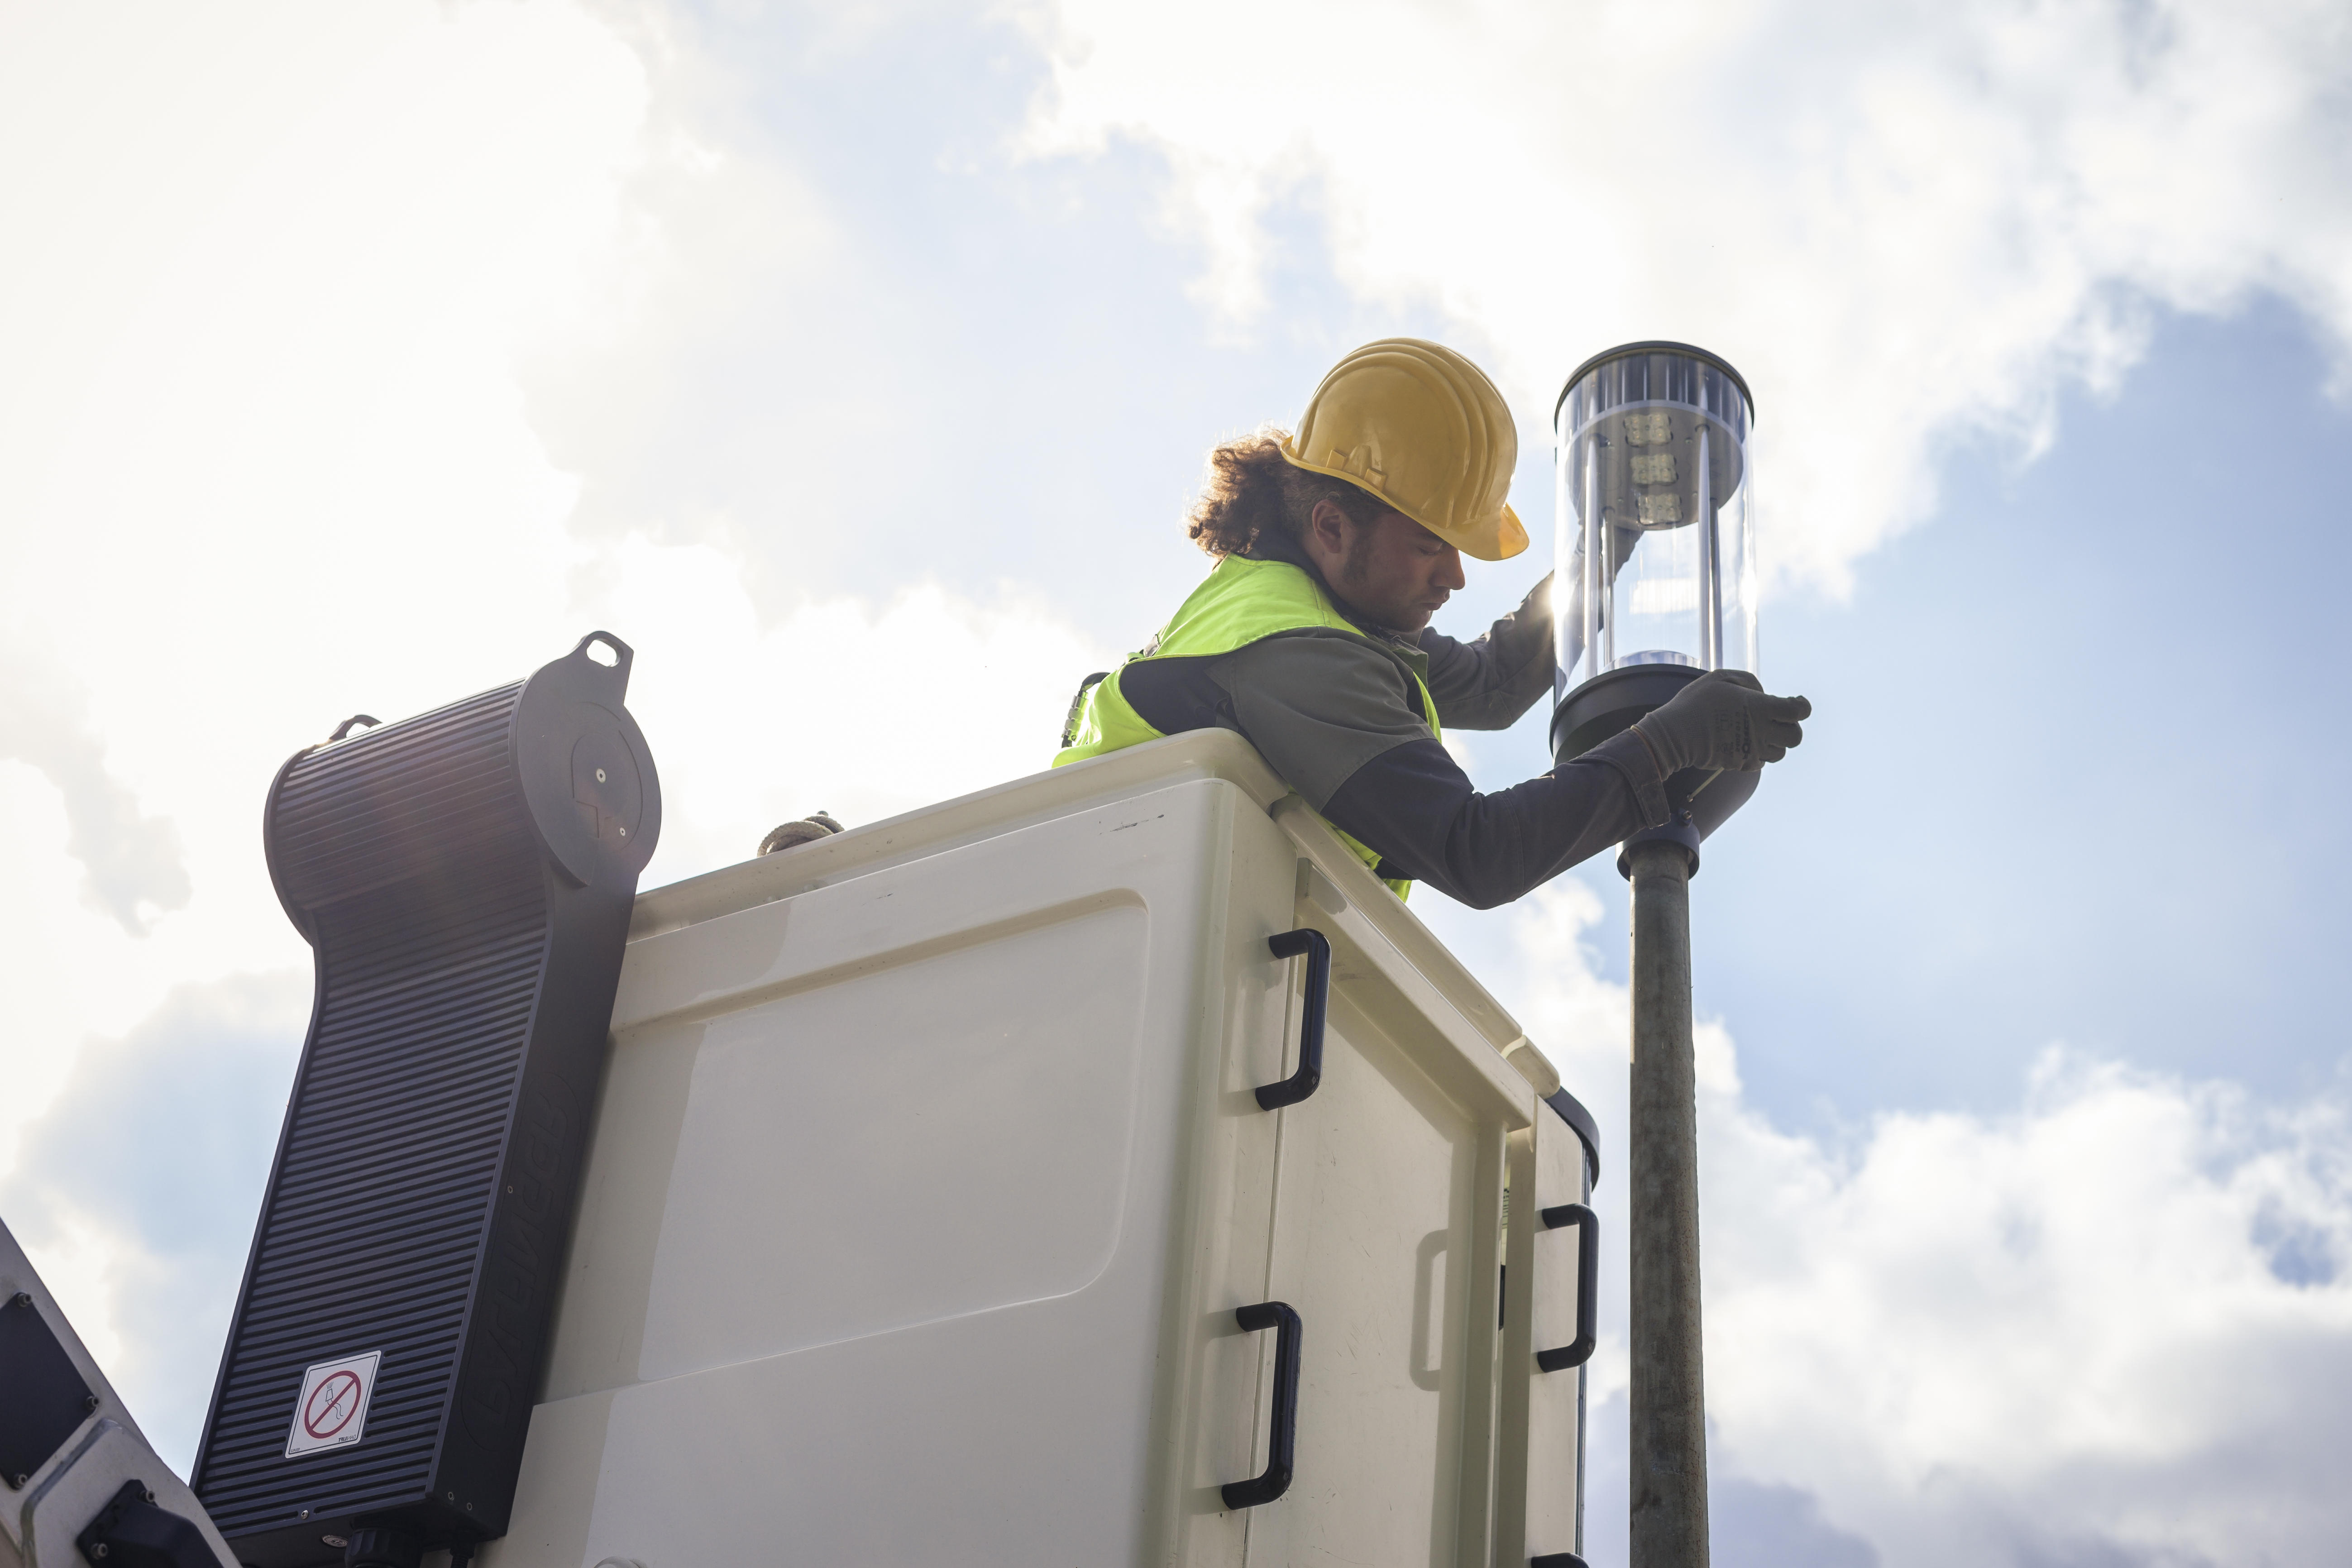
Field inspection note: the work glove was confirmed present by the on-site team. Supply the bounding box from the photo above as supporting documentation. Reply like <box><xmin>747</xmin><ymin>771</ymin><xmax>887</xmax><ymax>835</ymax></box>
<box><xmin>1631</xmin><ymin>669</ymin><xmax>1811</xmax><ymax>774</ymax></box>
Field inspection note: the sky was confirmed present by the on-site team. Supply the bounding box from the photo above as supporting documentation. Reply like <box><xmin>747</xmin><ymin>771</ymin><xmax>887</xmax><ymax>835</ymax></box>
<box><xmin>2</xmin><ymin>1</ymin><xmax>2349</xmax><ymax>1564</ymax></box>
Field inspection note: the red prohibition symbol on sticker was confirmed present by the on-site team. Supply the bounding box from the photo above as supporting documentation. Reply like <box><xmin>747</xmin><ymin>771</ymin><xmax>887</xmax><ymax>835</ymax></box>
<box><xmin>303</xmin><ymin>1370</ymin><xmax>364</xmax><ymax>1439</ymax></box>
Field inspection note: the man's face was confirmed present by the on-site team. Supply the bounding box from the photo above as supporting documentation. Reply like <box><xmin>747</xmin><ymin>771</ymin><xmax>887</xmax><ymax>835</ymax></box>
<box><xmin>1305</xmin><ymin>498</ymin><xmax>1467</xmax><ymax>634</ymax></box>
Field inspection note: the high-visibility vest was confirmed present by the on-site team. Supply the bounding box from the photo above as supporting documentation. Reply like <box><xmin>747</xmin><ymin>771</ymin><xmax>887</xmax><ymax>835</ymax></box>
<box><xmin>1053</xmin><ymin>554</ymin><xmax>1440</xmax><ymax>899</ymax></box>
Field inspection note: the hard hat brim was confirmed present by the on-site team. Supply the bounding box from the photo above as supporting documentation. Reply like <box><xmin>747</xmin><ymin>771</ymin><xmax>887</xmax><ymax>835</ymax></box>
<box><xmin>1278</xmin><ymin>442</ymin><xmax>1530</xmax><ymax>563</ymax></box>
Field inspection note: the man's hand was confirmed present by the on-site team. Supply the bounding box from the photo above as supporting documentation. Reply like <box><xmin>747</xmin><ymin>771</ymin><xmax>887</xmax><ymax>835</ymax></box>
<box><xmin>1632</xmin><ymin>669</ymin><xmax>1811</xmax><ymax>774</ymax></box>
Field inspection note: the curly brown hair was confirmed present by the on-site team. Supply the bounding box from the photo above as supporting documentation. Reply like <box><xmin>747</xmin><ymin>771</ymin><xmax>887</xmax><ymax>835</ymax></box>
<box><xmin>1185</xmin><ymin>428</ymin><xmax>1389</xmax><ymax>558</ymax></box>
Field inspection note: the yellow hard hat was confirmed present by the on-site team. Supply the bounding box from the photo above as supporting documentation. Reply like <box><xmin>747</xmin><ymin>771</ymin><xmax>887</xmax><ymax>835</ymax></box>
<box><xmin>1280</xmin><ymin>338</ymin><xmax>1527</xmax><ymax>561</ymax></box>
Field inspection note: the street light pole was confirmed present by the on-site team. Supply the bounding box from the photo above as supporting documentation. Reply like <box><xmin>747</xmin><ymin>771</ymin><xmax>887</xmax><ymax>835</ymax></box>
<box><xmin>1625</xmin><ymin>833</ymin><xmax>1707</xmax><ymax>1568</ymax></box>
<box><xmin>1549</xmin><ymin>341</ymin><xmax>1759</xmax><ymax>1568</ymax></box>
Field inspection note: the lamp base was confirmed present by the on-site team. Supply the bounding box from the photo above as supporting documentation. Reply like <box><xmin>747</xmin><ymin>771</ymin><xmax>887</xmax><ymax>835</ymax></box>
<box><xmin>1551</xmin><ymin>663</ymin><xmax>1761</xmax><ymax>844</ymax></box>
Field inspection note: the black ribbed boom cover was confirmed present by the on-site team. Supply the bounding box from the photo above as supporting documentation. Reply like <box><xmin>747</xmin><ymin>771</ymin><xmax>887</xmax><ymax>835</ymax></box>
<box><xmin>192</xmin><ymin>633</ymin><xmax>660</xmax><ymax>1567</ymax></box>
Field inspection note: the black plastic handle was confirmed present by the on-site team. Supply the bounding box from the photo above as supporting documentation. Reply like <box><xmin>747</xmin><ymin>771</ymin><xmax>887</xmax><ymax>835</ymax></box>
<box><xmin>571</xmin><ymin>629</ymin><xmax>635</xmax><ymax>693</ymax></box>
<box><xmin>1221</xmin><ymin>1300</ymin><xmax>1302</xmax><ymax>1510</ymax></box>
<box><xmin>1254</xmin><ymin>929</ymin><xmax>1330</xmax><ymax>1110</ymax></box>
<box><xmin>1535</xmin><ymin>1203</ymin><xmax>1598</xmax><ymax>1372</ymax></box>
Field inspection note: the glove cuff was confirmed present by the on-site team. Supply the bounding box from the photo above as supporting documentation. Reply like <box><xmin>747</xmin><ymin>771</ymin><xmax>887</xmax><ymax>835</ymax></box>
<box><xmin>1628</xmin><ymin>717</ymin><xmax>1679</xmax><ymax>778</ymax></box>
<box><xmin>1583</xmin><ymin>728</ymin><xmax>1674</xmax><ymax>829</ymax></box>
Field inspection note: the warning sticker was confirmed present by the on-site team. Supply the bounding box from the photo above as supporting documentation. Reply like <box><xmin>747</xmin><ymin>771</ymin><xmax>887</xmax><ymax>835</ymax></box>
<box><xmin>285</xmin><ymin>1350</ymin><xmax>382</xmax><ymax>1458</ymax></box>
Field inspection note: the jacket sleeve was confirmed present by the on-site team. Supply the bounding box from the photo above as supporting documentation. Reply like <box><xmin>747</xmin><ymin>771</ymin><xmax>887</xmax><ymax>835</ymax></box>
<box><xmin>1417</xmin><ymin>573</ymin><xmax>1557</xmax><ymax>731</ymax></box>
<box><xmin>1320</xmin><ymin>730</ymin><xmax>1671</xmax><ymax>908</ymax></box>
<box><xmin>1209</xmin><ymin>633</ymin><xmax>1436</xmax><ymax>808</ymax></box>
<box><xmin>1205</xmin><ymin>630</ymin><xmax>1670</xmax><ymax>907</ymax></box>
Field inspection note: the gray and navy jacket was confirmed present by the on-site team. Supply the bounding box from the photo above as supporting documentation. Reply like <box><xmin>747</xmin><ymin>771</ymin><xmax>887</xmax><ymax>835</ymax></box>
<box><xmin>1106</xmin><ymin>535</ymin><xmax>1671</xmax><ymax>908</ymax></box>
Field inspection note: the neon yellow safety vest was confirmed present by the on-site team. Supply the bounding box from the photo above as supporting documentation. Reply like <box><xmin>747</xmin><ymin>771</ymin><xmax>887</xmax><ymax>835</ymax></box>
<box><xmin>1053</xmin><ymin>554</ymin><xmax>1440</xmax><ymax>899</ymax></box>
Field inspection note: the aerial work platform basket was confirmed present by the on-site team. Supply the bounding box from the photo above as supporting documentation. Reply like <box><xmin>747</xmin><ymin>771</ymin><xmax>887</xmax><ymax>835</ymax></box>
<box><xmin>483</xmin><ymin>728</ymin><xmax>1597</xmax><ymax>1568</ymax></box>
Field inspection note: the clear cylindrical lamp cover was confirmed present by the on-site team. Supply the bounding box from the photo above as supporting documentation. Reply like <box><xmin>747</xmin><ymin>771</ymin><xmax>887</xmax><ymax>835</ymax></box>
<box><xmin>1553</xmin><ymin>344</ymin><xmax>1757</xmax><ymax>697</ymax></box>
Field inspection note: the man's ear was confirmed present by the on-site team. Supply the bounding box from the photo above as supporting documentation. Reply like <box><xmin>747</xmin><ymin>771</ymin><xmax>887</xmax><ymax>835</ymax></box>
<box><xmin>1307</xmin><ymin>497</ymin><xmax>1352</xmax><ymax>550</ymax></box>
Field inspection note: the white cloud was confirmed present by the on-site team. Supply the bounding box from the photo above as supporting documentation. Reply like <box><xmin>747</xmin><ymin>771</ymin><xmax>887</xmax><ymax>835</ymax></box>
<box><xmin>509</xmin><ymin>3</ymin><xmax>883</xmax><ymax>576</ymax></box>
<box><xmin>1704</xmin><ymin>1049</ymin><xmax>2352</xmax><ymax>1566</ymax></box>
<box><xmin>1491</xmin><ymin>880</ymin><xmax>2352</xmax><ymax>1567</ymax></box>
<box><xmin>0</xmin><ymin>763</ymin><xmax>169</xmax><ymax>1169</ymax></box>
<box><xmin>1018</xmin><ymin>0</ymin><xmax>2352</xmax><ymax>593</ymax></box>
<box><xmin>0</xmin><ymin>973</ymin><xmax>310</xmax><ymax>1468</ymax></box>
<box><xmin>583</xmin><ymin>535</ymin><xmax>1109</xmax><ymax>872</ymax></box>
<box><xmin>0</xmin><ymin>641</ymin><xmax>189</xmax><ymax>934</ymax></box>
<box><xmin>0</xmin><ymin>0</ymin><xmax>1110</xmax><ymax>1010</ymax></box>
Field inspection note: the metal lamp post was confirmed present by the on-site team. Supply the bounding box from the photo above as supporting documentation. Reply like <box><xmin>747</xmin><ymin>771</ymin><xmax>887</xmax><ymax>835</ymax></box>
<box><xmin>1551</xmin><ymin>341</ymin><xmax>1759</xmax><ymax>1568</ymax></box>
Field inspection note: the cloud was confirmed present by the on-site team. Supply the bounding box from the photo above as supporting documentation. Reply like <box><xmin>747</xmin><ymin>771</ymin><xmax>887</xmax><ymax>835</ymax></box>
<box><xmin>1704</xmin><ymin>1048</ymin><xmax>2352</xmax><ymax>1567</ymax></box>
<box><xmin>1490</xmin><ymin>880</ymin><xmax>2352</xmax><ymax>1568</ymax></box>
<box><xmin>0</xmin><ymin>761</ymin><xmax>206</xmax><ymax>1172</ymax></box>
<box><xmin>0</xmin><ymin>0</ymin><xmax>1114</xmax><ymax>903</ymax></box>
<box><xmin>0</xmin><ymin>1</ymin><xmax>665</xmax><ymax>1166</ymax></box>
<box><xmin>1018</xmin><ymin>0</ymin><xmax>2352</xmax><ymax>592</ymax></box>
<box><xmin>0</xmin><ymin>640</ymin><xmax>189</xmax><ymax>933</ymax></box>
<box><xmin>510</xmin><ymin>1</ymin><xmax>879</xmax><ymax>578</ymax></box>
<box><xmin>0</xmin><ymin>971</ymin><xmax>309</xmax><ymax>1470</ymax></box>
<box><xmin>578</xmin><ymin>535</ymin><xmax>1111</xmax><ymax>873</ymax></box>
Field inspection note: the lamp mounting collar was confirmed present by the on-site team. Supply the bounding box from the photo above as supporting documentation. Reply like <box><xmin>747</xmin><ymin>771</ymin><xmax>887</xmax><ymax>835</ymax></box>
<box><xmin>1554</xmin><ymin>339</ymin><xmax>1756</xmax><ymax>427</ymax></box>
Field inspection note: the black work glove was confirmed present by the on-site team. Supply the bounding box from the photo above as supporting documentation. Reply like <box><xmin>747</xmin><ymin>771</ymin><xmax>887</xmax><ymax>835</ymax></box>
<box><xmin>1632</xmin><ymin>669</ymin><xmax>1811</xmax><ymax>774</ymax></box>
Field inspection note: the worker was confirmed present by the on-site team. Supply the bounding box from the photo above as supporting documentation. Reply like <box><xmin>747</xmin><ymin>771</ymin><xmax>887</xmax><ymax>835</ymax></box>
<box><xmin>1052</xmin><ymin>338</ymin><xmax>1810</xmax><ymax>908</ymax></box>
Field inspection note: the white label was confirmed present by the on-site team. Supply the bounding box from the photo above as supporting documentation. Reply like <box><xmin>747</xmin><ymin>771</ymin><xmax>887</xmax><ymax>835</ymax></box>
<box><xmin>285</xmin><ymin>1350</ymin><xmax>382</xmax><ymax>1458</ymax></box>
